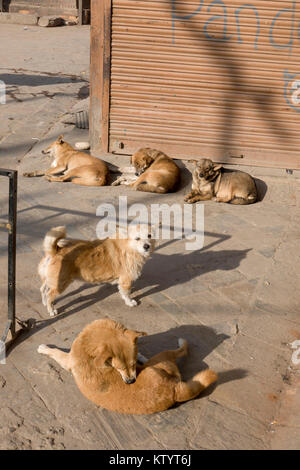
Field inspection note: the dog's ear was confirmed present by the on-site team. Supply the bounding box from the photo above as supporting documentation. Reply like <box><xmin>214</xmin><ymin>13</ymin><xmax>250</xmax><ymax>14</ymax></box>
<box><xmin>125</xmin><ymin>329</ymin><xmax>147</xmax><ymax>344</ymax></box>
<box><xmin>147</xmin><ymin>148</ymin><xmax>159</xmax><ymax>159</ymax></box>
<box><xmin>144</xmin><ymin>154</ymin><xmax>154</xmax><ymax>167</ymax></box>
<box><xmin>56</xmin><ymin>238</ymin><xmax>72</xmax><ymax>248</ymax></box>
<box><xmin>57</xmin><ymin>135</ymin><xmax>64</xmax><ymax>144</ymax></box>
<box><xmin>94</xmin><ymin>345</ymin><xmax>112</xmax><ymax>368</ymax></box>
<box><xmin>213</xmin><ymin>163</ymin><xmax>222</xmax><ymax>171</ymax></box>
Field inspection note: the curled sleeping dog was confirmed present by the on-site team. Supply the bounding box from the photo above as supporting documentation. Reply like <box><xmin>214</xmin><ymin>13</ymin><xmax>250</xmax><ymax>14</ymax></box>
<box><xmin>38</xmin><ymin>318</ymin><xmax>218</xmax><ymax>415</ymax></box>
<box><xmin>112</xmin><ymin>148</ymin><xmax>181</xmax><ymax>193</ymax></box>
<box><xmin>38</xmin><ymin>224</ymin><xmax>155</xmax><ymax>315</ymax></box>
<box><xmin>184</xmin><ymin>158</ymin><xmax>257</xmax><ymax>204</ymax></box>
<box><xmin>23</xmin><ymin>135</ymin><xmax>109</xmax><ymax>187</ymax></box>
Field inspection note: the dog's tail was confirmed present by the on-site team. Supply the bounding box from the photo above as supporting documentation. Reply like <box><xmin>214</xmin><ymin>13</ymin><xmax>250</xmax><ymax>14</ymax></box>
<box><xmin>23</xmin><ymin>170</ymin><xmax>45</xmax><ymax>177</ymax></box>
<box><xmin>230</xmin><ymin>195</ymin><xmax>257</xmax><ymax>205</ymax></box>
<box><xmin>175</xmin><ymin>369</ymin><xmax>218</xmax><ymax>403</ymax></box>
<box><xmin>43</xmin><ymin>226</ymin><xmax>66</xmax><ymax>256</ymax></box>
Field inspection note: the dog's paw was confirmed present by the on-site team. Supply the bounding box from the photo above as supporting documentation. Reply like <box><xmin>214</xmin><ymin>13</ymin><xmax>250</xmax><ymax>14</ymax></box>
<box><xmin>125</xmin><ymin>298</ymin><xmax>138</xmax><ymax>307</ymax></box>
<box><xmin>37</xmin><ymin>344</ymin><xmax>48</xmax><ymax>354</ymax></box>
<box><xmin>49</xmin><ymin>308</ymin><xmax>58</xmax><ymax>317</ymax></box>
<box><xmin>184</xmin><ymin>196</ymin><xmax>194</xmax><ymax>204</ymax></box>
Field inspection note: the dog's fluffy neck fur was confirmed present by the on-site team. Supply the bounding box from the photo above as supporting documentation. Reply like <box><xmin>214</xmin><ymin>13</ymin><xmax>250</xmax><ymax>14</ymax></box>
<box><xmin>122</xmin><ymin>246</ymin><xmax>149</xmax><ymax>281</ymax></box>
<box><xmin>125</xmin><ymin>250</ymin><xmax>148</xmax><ymax>281</ymax></box>
<box><xmin>86</xmin><ymin>238</ymin><xmax>149</xmax><ymax>282</ymax></box>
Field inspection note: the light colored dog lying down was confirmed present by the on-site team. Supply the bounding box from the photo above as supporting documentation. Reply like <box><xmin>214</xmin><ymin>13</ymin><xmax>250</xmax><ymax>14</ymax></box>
<box><xmin>23</xmin><ymin>135</ymin><xmax>109</xmax><ymax>187</ymax></box>
<box><xmin>38</xmin><ymin>318</ymin><xmax>218</xmax><ymax>415</ymax></box>
<box><xmin>38</xmin><ymin>224</ymin><xmax>155</xmax><ymax>315</ymax></box>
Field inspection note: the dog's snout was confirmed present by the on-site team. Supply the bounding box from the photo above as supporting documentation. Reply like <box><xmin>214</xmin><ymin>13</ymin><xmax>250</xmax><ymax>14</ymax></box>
<box><xmin>125</xmin><ymin>377</ymin><xmax>136</xmax><ymax>384</ymax></box>
<box><xmin>143</xmin><ymin>243</ymin><xmax>150</xmax><ymax>251</ymax></box>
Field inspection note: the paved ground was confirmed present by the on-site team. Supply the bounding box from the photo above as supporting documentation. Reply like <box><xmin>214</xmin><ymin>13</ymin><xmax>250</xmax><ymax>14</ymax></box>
<box><xmin>0</xmin><ymin>24</ymin><xmax>299</xmax><ymax>450</ymax></box>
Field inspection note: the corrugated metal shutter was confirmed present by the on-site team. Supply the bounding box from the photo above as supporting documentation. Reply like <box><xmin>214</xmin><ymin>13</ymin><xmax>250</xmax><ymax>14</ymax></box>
<box><xmin>108</xmin><ymin>0</ymin><xmax>300</xmax><ymax>169</ymax></box>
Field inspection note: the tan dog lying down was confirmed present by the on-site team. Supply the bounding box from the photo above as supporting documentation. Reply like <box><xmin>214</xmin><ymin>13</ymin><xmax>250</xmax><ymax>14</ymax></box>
<box><xmin>113</xmin><ymin>148</ymin><xmax>180</xmax><ymax>193</ymax></box>
<box><xmin>38</xmin><ymin>319</ymin><xmax>218</xmax><ymax>415</ymax></box>
<box><xmin>23</xmin><ymin>135</ymin><xmax>109</xmax><ymax>187</ymax></box>
<box><xmin>38</xmin><ymin>224</ymin><xmax>155</xmax><ymax>316</ymax></box>
<box><xmin>184</xmin><ymin>158</ymin><xmax>257</xmax><ymax>204</ymax></box>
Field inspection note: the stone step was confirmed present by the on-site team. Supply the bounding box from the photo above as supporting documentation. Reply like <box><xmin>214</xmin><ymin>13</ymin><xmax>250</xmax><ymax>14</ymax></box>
<box><xmin>0</xmin><ymin>12</ymin><xmax>38</xmax><ymax>25</ymax></box>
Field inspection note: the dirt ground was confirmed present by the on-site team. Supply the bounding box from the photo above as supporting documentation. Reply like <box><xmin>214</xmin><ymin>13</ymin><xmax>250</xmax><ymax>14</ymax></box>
<box><xmin>0</xmin><ymin>24</ymin><xmax>299</xmax><ymax>450</ymax></box>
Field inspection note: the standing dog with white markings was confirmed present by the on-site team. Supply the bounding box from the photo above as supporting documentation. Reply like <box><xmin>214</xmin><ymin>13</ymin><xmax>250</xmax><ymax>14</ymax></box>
<box><xmin>38</xmin><ymin>224</ymin><xmax>155</xmax><ymax>316</ymax></box>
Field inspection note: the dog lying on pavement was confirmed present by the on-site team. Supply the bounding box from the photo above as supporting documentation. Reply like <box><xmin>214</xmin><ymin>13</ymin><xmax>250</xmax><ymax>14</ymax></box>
<box><xmin>38</xmin><ymin>224</ymin><xmax>155</xmax><ymax>315</ymax></box>
<box><xmin>112</xmin><ymin>148</ymin><xmax>181</xmax><ymax>193</ymax></box>
<box><xmin>184</xmin><ymin>158</ymin><xmax>257</xmax><ymax>204</ymax></box>
<box><xmin>38</xmin><ymin>318</ymin><xmax>218</xmax><ymax>414</ymax></box>
<box><xmin>23</xmin><ymin>135</ymin><xmax>109</xmax><ymax>187</ymax></box>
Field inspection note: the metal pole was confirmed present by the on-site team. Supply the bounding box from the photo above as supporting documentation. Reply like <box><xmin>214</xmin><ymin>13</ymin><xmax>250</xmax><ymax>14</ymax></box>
<box><xmin>7</xmin><ymin>171</ymin><xmax>17</xmax><ymax>339</ymax></box>
<box><xmin>0</xmin><ymin>169</ymin><xmax>34</xmax><ymax>351</ymax></box>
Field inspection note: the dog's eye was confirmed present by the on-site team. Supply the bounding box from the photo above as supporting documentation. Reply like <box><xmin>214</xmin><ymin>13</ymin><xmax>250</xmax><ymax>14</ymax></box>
<box><xmin>105</xmin><ymin>358</ymin><xmax>112</xmax><ymax>366</ymax></box>
<box><xmin>148</xmin><ymin>234</ymin><xmax>151</xmax><ymax>239</ymax></box>
<box><xmin>135</xmin><ymin>237</ymin><xmax>140</xmax><ymax>241</ymax></box>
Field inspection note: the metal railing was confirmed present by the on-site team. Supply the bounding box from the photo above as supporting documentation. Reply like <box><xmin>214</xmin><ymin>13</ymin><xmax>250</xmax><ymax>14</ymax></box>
<box><xmin>0</xmin><ymin>169</ymin><xmax>34</xmax><ymax>354</ymax></box>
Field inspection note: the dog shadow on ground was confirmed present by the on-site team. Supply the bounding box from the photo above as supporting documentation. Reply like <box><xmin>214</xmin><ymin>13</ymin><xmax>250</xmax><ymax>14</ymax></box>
<box><xmin>135</xmin><ymin>245</ymin><xmax>251</xmax><ymax>301</ymax></box>
<box><xmin>137</xmin><ymin>324</ymin><xmax>247</xmax><ymax>395</ymax></box>
<box><xmin>176</xmin><ymin>161</ymin><xmax>194</xmax><ymax>192</ymax></box>
<box><xmin>254</xmin><ymin>177</ymin><xmax>268</xmax><ymax>202</ymax></box>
